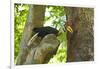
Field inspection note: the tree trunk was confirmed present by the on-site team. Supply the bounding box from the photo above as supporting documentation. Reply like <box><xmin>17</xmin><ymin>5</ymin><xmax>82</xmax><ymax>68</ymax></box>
<box><xmin>16</xmin><ymin>5</ymin><xmax>46</xmax><ymax>65</ymax></box>
<box><xmin>16</xmin><ymin>5</ymin><xmax>60</xmax><ymax>65</ymax></box>
<box><xmin>64</xmin><ymin>7</ymin><xmax>94</xmax><ymax>62</ymax></box>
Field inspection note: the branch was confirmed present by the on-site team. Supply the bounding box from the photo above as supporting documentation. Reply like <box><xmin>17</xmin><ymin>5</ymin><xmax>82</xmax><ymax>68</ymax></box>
<box><xmin>24</xmin><ymin>34</ymin><xmax>60</xmax><ymax>64</ymax></box>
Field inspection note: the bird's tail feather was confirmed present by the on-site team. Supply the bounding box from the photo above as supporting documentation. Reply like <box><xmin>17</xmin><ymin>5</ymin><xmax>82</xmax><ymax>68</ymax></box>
<box><xmin>27</xmin><ymin>33</ymin><xmax>38</xmax><ymax>46</ymax></box>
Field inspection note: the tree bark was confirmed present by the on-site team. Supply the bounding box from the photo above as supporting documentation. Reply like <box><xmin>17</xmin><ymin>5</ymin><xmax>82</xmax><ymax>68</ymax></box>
<box><xmin>16</xmin><ymin>5</ymin><xmax>60</xmax><ymax>65</ymax></box>
<box><xmin>16</xmin><ymin>5</ymin><xmax>46</xmax><ymax>65</ymax></box>
<box><xmin>64</xmin><ymin>7</ymin><xmax>94</xmax><ymax>62</ymax></box>
<box><xmin>24</xmin><ymin>34</ymin><xmax>60</xmax><ymax>64</ymax></box>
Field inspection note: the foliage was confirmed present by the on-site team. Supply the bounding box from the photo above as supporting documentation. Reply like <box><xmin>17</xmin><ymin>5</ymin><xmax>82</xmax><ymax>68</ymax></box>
<box><xmin>14</xmin><ymin>4</ymin><xmax>67</xmax><ymax>63</ymax></box>
<box><xmin>14</xmin><ymin>4</ymin><xmax>29</xmax><ymax>60</ymax></box>
<box><xmin>44</xmin><ymin>6</ymin><xmax>67</xmax><ymax>63</ymax></box>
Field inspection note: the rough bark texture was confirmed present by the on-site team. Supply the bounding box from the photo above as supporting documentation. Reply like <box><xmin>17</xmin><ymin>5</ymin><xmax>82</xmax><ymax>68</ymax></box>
<box><xmin>64</xmin><ymin>7</ymin><xmax>94</xmax><ymax>62</ymax></box>
<box><xmin>24</xmin><ymin>34</ymin><xmax>60</xmax><ymax>64</ymax></box>
<box><xmin>16</xmin><ymin>5</ymin><xmax>60</xmax><ymax>65</ymax></box>
<box><xmin>16</xmin><ymin>5</ymin><xmax>46</xmax><ymax>65</ymax></box>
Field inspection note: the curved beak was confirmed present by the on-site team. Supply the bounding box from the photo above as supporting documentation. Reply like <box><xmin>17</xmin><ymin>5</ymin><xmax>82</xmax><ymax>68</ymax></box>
<box><xmin>67</xmin><ymin>26</ymin><xmax>73</xmax><ymax>33</ymax></box>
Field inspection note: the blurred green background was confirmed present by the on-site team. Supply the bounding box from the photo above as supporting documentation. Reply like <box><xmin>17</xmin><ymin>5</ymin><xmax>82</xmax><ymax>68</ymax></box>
<box><xmin>14</xmin><ymin>4</ymin><xmax>67</xmax><ymax>64</ymax></box>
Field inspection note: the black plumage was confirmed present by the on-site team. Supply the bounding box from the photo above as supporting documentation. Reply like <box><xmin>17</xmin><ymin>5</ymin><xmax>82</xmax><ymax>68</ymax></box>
<box><xmin>33</xmin><ymin>26</ymin><xmax>59</xmax><ymax>38</ymax></box>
